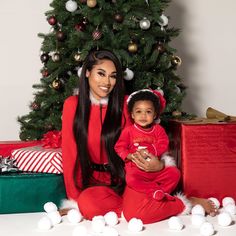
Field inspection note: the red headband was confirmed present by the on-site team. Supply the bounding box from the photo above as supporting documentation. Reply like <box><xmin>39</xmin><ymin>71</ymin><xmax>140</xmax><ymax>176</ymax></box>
<box><xmin>127</xmin><ymin>89</ymin><xmax>166</xmax><ymax>113</ymax></box>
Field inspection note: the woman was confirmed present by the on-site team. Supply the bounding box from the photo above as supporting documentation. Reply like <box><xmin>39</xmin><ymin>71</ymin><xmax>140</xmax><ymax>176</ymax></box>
<box><xmin>61</xmin><ymin>49</ymin><xmax>218</xmax><ymax>223</ymax></box>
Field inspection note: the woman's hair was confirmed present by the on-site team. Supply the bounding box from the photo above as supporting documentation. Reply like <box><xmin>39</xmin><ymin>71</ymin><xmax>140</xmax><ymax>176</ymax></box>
<box><xmin>127</xmin><ymin>90</ymin><xmax>161</xmax><ymax>118</ymax></box>
<box><xmin>73</xmin><ymin>49</ymin><xmax>125</xmax><ymax>194</ymax></box>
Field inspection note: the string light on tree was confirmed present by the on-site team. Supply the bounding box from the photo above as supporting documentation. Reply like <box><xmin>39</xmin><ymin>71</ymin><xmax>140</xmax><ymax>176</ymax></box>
<box><xmin>139</xmin><ymin>17</ymin><xmax>151</xmax><ymax>30</ymax></box>
<box><xmin>65</xmin><ymin>0</ymin><xmax>78</xmax><ymax>12</ymax></box>
<box><xmin>87</xmin><ymin>0</ymin><xmax>97</xmax><ymax>8</ymax></box>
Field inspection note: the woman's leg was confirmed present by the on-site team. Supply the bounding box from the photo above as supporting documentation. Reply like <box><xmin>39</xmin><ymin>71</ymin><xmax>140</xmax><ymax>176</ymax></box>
<box><xmin>77</xmin><ymin>186</ymin><xmax>122</xmax><ymax>220</ymax></box>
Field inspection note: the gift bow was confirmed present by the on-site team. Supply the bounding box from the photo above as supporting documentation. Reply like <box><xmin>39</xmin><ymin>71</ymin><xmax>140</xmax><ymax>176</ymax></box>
<box><xmin>41</xmin><ymin>130</ymin><xmax>62</xmax><ymax>149</ymax></box>
<box><xmin>0</xmin><ymin>156</ymin><xmax>18</xmax><ymax>173</ymax></box>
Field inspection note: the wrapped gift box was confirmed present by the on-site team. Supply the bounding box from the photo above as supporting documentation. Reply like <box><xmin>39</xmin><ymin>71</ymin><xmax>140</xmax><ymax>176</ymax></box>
<box><xmin>0</xmin><ymin>172</ymin><xmax>66</xmax><ymax>214</ymax></box>
<box><xmin>168</xmin><ymin>119</ymin><xmax>236</xmax><ymax>202</ymax></box>
<box><xmin>11</xmin><ymin>146</ymin><xmax>63</xmax><ymax>174</ymax></box>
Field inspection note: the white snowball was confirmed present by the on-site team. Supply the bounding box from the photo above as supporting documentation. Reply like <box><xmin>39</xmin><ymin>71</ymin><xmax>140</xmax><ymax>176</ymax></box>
<box><xmin>128</xmin><ymin>218</ymin><xmax>143</xmax><ymax>232</ymax></box>
<box><xmin>104</xmin><ymin>211</ymin><xmax>119</xmax><ymax>226</ymax></box>
<box><xmin>103</xmin><ymin>226</ymin><xmax>119</xmax><ymax>236</ymax></box>
<box><xmin>43</xmin><ymin>202</ymin><xmax>58</xmax><ymax>213</ymax></box>
<box><xmin>200</xmin><ymin>222</ymin><xmax>214</xmax><ymax>236</ymax></box>
<box><xmin>37</xmin><ymin>216</ymin><xmax>52</xmax><ymax>230</ymax></box>
<box><xmin>217</xmin><ymin>212</ymin><xmax>232</xmax><ymax>227</ymax></box>
<box><xmin>222</xmin><ymin>197</ymin><xmax>235</xmax><ymax>207</ymax></box>
<box><xmin>72</xmin><ymin>225</ymin><xmax>88</xmax><ymax>236</ymax></box>
<box><xmin>168</xmin><ymin>216</ymin><xmax>184</xmax><ymax>231</ymax></box>
<box><xmin>208</xmin><ymin>197</ymin><xmax>220</xmax><ymax>209</ymax></box>
<box><xmin>191</xmin><ymin>214</ymin><xmax>206</xmax><ymax>227</ymax></box>
<box><xmin>124</xmin><ymin>68</ymin><xmax>134</xmax><ymax>81</ymax></box>
<box><xmin>67</xmin><ymin>209</ymin><xmax>83</xmax><ymax>224</ymax></box>
<box><xmin>65</xmin><ymin>0</ymin><xmax>78</xmax><ymax>12</ymax></box>
<box><xmin>224</xmin><ymin>203</ymin><xmax>236</xmax><ymax>216</ymax></box>
<box><xmin>47</xmin><ymin>211</ymin><xmax>62</xmax><ymax>225</ymax></box>
<box><xmin>91</xmin><ymin>215</ymin><xmax>106</xmax><ymax>233</ymax></box>
<box><xmin>191</xmin><ymin>204</ymin><xmax>205</xmax><ymax>216</ymax></box>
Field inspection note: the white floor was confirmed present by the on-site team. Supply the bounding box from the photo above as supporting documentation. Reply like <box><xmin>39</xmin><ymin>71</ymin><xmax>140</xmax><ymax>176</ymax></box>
<box><xmin>0</xmin><ymin>212</ymin><xmax>236</xmax><ymax>236</ymax></box>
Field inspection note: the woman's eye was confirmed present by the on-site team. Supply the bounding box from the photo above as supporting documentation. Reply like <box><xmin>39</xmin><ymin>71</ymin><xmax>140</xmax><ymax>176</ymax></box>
<box><xmin>98</xmin><ymin>72</ymin><xmax>105</xmax><ymax>77</ymax></box>
<box><xmin>110</xmin><ymin>74</ymin><xmax>117</xmax><ymax>79</ymax></box>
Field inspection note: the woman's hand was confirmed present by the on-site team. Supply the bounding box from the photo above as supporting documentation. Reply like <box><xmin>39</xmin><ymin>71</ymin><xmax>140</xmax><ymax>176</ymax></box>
<box><xmin>131</xmin><ymin>150</ymin><xmax>164</xmax><ymax>172</ymax></box>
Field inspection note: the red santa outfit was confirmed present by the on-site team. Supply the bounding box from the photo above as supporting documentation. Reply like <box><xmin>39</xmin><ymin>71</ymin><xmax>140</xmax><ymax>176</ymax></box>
<box><xmin>115</xmin><ymin>122</ymin><xmax>180</xmax><ymax>201</ymax></box>
<box><xmin>62</xmin><ymin>95</ymin><xmax>191</xmax><ymax>223</ymax></box>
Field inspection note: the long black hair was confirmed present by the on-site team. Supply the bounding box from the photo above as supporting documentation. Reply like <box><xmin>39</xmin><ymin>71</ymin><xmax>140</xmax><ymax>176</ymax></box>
<box><xmin>73</xmin><ymin>49</ymin><xmax>125</xmax><ymax>194</ymax></box>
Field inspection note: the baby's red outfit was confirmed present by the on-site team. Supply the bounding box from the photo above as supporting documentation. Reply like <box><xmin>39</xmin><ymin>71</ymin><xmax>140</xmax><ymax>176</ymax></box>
<box><xmin>115</xmin><ymin>123</ymin><xmax>180</xmax><ymax>201</ymax></box>
<box><xmin>62</xmin><ymin>96</ymin><xmax>187</xmax><ymax>224</ymax></box>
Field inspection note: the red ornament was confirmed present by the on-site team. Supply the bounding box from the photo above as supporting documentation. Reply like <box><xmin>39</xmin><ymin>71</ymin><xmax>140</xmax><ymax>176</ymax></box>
<box><xmin>75</xmin><ymin>22</ymin><xmax>86</xmax><ymax>31</ymax></box>
<box><xmin>31</xmin><ymin>102</ymin><xmax>40</xmax><ymax>110</ymax></box>
<box><xmin>80</xmin><ymin>0</ymin><xmax>87</xmax><ymax>3</ymax></box>
<box><xmin>42</xmin><ymin>69</ymin><xmax>49</xmax><ymax>77</ymax></box>
<box><xmin>47</xmin><ymin>16</ymin><xmax>57</xmax><ymax>26</ymax></box>
<box><xmin>92</xmin><ymin>30</ymin><xmax>102</xmax><ymax>40</ymax></box>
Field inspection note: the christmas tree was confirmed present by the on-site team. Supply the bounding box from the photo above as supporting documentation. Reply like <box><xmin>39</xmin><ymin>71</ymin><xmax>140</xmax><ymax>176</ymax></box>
<box><xmin>18</xmin><ymin>0</ymin><xmax>186</xmax><ymax>140</ymax></box>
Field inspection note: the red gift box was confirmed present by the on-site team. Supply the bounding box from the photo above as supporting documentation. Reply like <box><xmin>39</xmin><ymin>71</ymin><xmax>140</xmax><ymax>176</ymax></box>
<box><xmin>169</xmin><ymin>120</ymin><xmax>236</xmax><ymax>202</ymax></box>
<box><xmin>0</xmin><ymin>140</ymin><xmax>41</xmax><ymax>157</ymax></box>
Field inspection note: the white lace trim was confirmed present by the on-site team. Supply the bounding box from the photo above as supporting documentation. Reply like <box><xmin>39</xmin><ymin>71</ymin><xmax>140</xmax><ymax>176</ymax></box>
<box><xmin>175</xmin><ymin>193</ymin><xmax>192</xmax><ymax>215</ymax></box>
<box><xmin>89</xmin><ymin>91</ymin><xmax>108</xmax><ymax>105</ymax></box>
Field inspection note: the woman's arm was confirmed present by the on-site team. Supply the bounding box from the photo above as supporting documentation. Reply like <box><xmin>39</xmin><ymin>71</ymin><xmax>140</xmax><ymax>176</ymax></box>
<box><xmin>62</xmin><ymin>96</ymin><xmax>81</xmax><ymax>200</ymax></box>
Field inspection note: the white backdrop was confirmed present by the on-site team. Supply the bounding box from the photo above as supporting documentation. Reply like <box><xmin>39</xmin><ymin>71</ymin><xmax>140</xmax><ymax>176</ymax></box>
<box><xmin>1</xmin><ymin>0</ymin><xmax>236</xmax><ymax>140</ymax></box>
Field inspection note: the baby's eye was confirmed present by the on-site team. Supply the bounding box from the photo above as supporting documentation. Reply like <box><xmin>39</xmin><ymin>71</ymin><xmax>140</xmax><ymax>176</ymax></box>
<box><xmin>136</xmin><ymin>110</ymin><xmax>141</xmax><ymax>114</ymax></box>
<box><xmin>146</xmin><ymin>111</ymin><xmax>152</xmax><ymax>114</ymax></box>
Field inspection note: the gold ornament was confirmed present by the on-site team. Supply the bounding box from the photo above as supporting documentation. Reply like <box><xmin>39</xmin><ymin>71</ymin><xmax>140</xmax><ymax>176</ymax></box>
<box><xmin>52</xmin><ymin>79</ymin><xmax>61</xmax><ymax>90</ymax></box>
<box><xmin>172</xmin><ymin>110</ymin><xmax>182</xmax><ymax>117</ymax></box>
<box><xmin>87</xmin><ymin>0</ymin><xmax>97</xmax><ymax>8</ymax></box>
<box><xmin>74</xmin><ymin>52</ymin><xmax>81</xmax><ymax>62</ymax></box>
<box><xmin>128</xmin><ymin>42</ymin><xmax>138</xmax><ymax>53</ymax></box>
<box><xmin>171</xmin><ymin>55</ymin><xmax>182</xmax><ymax>67</ymax></box>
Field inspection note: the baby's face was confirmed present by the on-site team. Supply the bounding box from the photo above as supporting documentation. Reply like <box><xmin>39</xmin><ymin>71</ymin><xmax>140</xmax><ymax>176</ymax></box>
<box><xmin>131</xmin><ymin>100</ymin><xmax>156</xmax><ymax>128</ymax></box>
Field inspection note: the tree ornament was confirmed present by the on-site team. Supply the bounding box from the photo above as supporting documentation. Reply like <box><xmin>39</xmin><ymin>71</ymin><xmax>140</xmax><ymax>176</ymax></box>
<box><xmin>114</xmin><ymin>13</ymin><xmax>124</xmax><ymax>23</ymax></box>
<box><xmin>52</xmin><ymin>79</ymin><xmax>62</xmax><ymax>90</ymax></box>
<box><xmin>65</xmin><ymin>0</ymin><xmax>78</xmax><ymax>12</ymax></box>
<box><xmin>52</xmin><ymin>52</ymin><xmax>61</xmax><ymax>62</ymax></box>
<box><xmin>128</xmin><ymin>42</ymin><xmax>138</xmax><ymax>53</ymax></box>
<box><xmin>87</xmin><ymin>0</ymin><xmax>97</xmax><ymax>8</ymax></box>
<box><xmin>92</xmin><ymin>29</ymin><xmax>102</xmax><ymax>40</ymax></box>
<box><xmin>42</xmin><ymin>68</ymin><xmax>49</xmax><ymax>77</ymax></box>
<box><xmin>139</xmin><ymin>17</ymin><xmax>151</xmax><ymax>30</ymax></box>
<box><xmin>77</xmin><ymin>67</ymin><xmax>82</xmax><ymax>77</ymax></box>
<box><xmin>40</xmin><ymin>53</ymin><xmax>50</xmax><ymax>63</ymax></box>
<box><xmin>156</xmin><ymin>42</ymin><xmax>165</xmax><ymax>53</ymax></box>
<box><xmin>74</xmin><ymin>52</ymin><xmax>82</xmax><ymax>62</ymax></box>
<box><xmin>80</xmin><ymin>0</ymin><xmax>87</xmax><ymax>3</ymax></box>
<box><xmin>30</xmin><ymin>102</ymin><xmax>40</xmax><ymax>111</ymax></box>
<box><xmin>56</xmin><ymin>31</ymin><xmax>66</xmax><ymax>41</ymax></box>
<box><xmin>172</xmin><ymin>110</ymin><xmax>182</xmax><ymax>117</ymax></box>
<box><xmin>75</xmin><ymin>22</ymin><xmax>86</xmax><ymax>32</ymax></box>
<box><xmin>171</xmin><ymin>55</ymin><xmax>182</xmax><ymax>67</ymax></box>
<box><xmin>158</xmin><ymin>14</ymin><xmax>168</xmax><ymax>30</ymax></box>
<box><xmin>124</xmin><ymin>68</ymin><xmax>134</xmax><ymax>81</ymax></box>
<box><xmin>47</xmin><ymin>16</ymin><xmax>57</xmax><ymax>26</ymax></box>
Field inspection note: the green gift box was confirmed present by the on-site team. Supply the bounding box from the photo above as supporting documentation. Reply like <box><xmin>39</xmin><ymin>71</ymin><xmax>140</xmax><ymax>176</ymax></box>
<box><xmin>0</xmin><ymin>172</ymin><xmax>66</xmax><ymax>214</ymax></box>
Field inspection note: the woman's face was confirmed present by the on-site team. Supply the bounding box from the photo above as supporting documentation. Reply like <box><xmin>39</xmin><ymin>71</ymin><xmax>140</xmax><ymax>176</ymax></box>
<box><xmin>86</xmin><ymin>59</ymin><xmax>117</xmax><ymax>100</ymax></box>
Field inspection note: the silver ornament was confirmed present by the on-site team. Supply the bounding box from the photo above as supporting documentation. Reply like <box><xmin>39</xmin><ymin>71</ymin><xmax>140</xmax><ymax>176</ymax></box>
<box><xmin>158</xmin><ymin>14</ymin><xmax>168</xmax><ymax>30</ymax></box>
<box><xmin>124</xmin><ymin>68</ymin><xmax>134</xmax><ymax>81</ymax></box>
<box><xmin>65</xmin><ymin>0</ymin><xmax>78</xmax><ymax>12</ymax></box>
<box><xmin>139</xmin><ymin>17</ymin><xmax>151</xmax><ymax>30</ymax></box>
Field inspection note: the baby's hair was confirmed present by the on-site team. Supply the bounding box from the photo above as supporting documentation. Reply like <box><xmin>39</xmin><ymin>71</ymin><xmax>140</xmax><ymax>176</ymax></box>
<box><xmin>127</xmin><ymin>90</ymin><xmax>161</xmax><ymax>116</ymax></box>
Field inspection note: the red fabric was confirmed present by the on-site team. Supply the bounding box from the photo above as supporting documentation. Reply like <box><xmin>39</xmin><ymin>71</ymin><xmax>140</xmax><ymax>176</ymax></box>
<box><xmin>115</xmin><ymin>123</ymin><xmax>169</xmax><ymax>159</ymax></box>
<box><xmin>61</xmin><ymin>96</ymin><xmax>132</xmax><ymax>201</ymax></box>
<box><xmin>123</xmin><ymin>186</ymin><xmax>185</xmax><ymax>224</ymax></box>
<box><xmin>169</xmin><ymin>121</ymin><xmax>236</xmax><ymax>202</ymax></box>
<box><xmin>41</xmin><ymin>130</ymin><xmax>62</xmax><ymax>148</ymax></box>
<box><xmin>0</xmin><ymin>140</ymin><xmax>41</xmax><ymax>157</ymax></box>
<box><xmin>77</xmin><ymin>186</ymin><xmax>123</xmax><ymax>220</ymax></box>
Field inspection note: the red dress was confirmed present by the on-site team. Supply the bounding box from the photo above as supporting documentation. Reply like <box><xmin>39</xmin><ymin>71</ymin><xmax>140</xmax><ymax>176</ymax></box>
<box><xmin>62</xmin><ymin>96</ymin><xmax>188</xmax><ymax>223</ymax></box>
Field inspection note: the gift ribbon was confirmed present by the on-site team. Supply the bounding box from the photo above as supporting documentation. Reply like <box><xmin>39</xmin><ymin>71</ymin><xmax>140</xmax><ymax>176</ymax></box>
<box><xmin>0</xmin><ymin>156</ymin><xmax>18</xmax><ymax>173</ymax></box>
<box><xmin>41</xmin><ymin>130</ymin><xmax>62</xmax><ymax>149</ymax></box>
